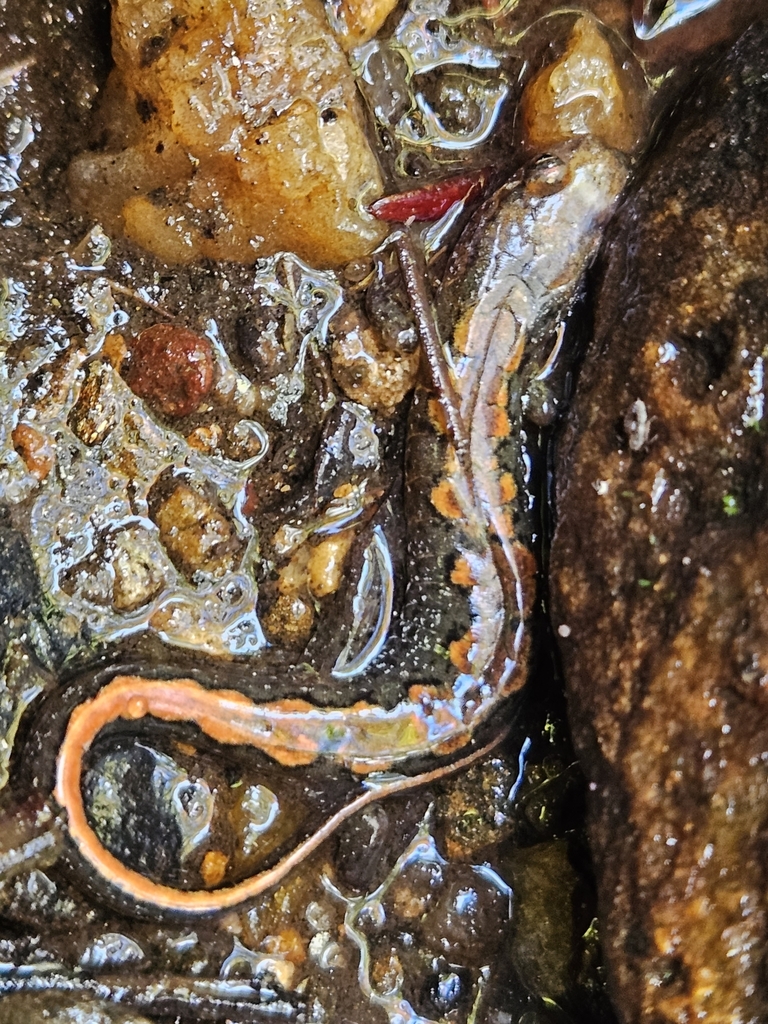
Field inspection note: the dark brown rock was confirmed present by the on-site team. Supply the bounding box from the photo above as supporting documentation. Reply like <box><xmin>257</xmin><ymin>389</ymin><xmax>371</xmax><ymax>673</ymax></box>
<box><xmin>551</xmin><ymin>23</ymin><xmax>768</xmax><ymax>1024</ymax></box>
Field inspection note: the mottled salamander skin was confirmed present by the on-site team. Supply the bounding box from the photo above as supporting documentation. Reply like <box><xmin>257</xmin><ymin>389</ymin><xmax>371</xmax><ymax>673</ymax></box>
<box><xmin>53</xmin><ymin>138</ymin><xmax>629</xmax><ymax>915</ymax></box>
<box><xmin>439</xmin><ymin>142</ymin><xmax>630</xmax><ymax>573</ymax></box>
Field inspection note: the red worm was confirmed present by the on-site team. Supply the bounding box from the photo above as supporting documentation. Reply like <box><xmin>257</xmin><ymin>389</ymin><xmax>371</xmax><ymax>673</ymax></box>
<box><xmin>369</xmin><ymin>170</ymin><xmax>490</xmax><ymax>222</ymax></box>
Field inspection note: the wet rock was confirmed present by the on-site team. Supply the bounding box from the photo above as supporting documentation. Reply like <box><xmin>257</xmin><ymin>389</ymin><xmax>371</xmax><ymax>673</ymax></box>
<box><xmin>418</xmin><ymin>864</ymin><xmax>509</xmax><ymax>965</ymax></box>
<box><xmin>0</xmin><ymin>993</ymin><xmax>154</xmax><ymax>1023</ymax></box>
<box><xmin>82</xmin><ymin>744</ymin><xmax>209</xmax><ymax>886</ymax></box>
<box><xmin>11</xmin><ymin>423</ymin><xmax>54</xmax><ymax>482</ymax></box>
<box><xmin>333</xmin><ymin>795</ymin><xmax>430</xmax><ymax>893</ymax></box>
<box><xmin>0</xmin><ymin>644</ymin><xmax>55</xmax><ymax>791</ymax></box>
<box><xmin>0</xmin><ymin>797</ymin><xmax>62</xmax><ymax>884</ymax></box>
<box><xmin>329</xmin><ymin>303</ymin><xmax>420</xmax><ymax>415</ymax></box>
<box><xmin>69</xmin><ymin>360</ymin><xmax>121</xmax><ymax>445</ymax></box>
<box><xmin>436</xmin><ymin>756</ymin><xmax>515</xmax><ymax>861</ymax></box>
<box><xmin>152</xmin><ymin>481</ymin><xmax>241</xmax><ymax>580</ymax></box>
<box><xmin>551</xmin><ymin>24</ymin><xmax>768</xmax><ymax>1023</ymax></box>
<box><xmin>235</xmin><ymin>279</ymin><xmax>336</xmax><ymax>511</ymax></box>
<box><xmin>332</xmin><ymin>0</ymin><xmax>399</xmax><ymax>51</ymax></box>
<box><xmin>109</xmin><ymin>527</ymin><xmax>168</xmax><ymax>612</ymax></box>
<box><xmin>507</xmin><ymin>841</ymin><xmax>580</xmax><ymax>1006</ymax></box>
<box><xmin>60</xmin><ymin>526</ymin><xmax>167</xmax><ymax>614</ymax></box>
<box><xmin>305</xmin><ymin>531</ymin><xmax>354</xmax><ymax>599</ymax></box>
<box><xmin>334</xmin><ymin>805</ymin><xmax>392</xmax><ymax>892</ymax></box>
<box><xmin>388</xmin><ymin>855</ymin><xmax>445</xmax><ymax>922</ymax></box>
<box><xmin>80</xmin><ymin>932</ymin><xmax>145</xmax><ymax>970</ymax></box>
<box><xmin>364</xmin><ymin>261</ymin><xmax>418</xmax><ymax>354</ymax></box>
<box><xmin>68</xmin><ymin>0</ymin><xmax>387</xmax><ymax>267</ymax></box>
<box><xmin>261</xmin><ymin>591</ymin><xmax>315</xmax><ymax>648</ymax></box>
<box><xmin>2</xmin><ymin>867</ymin><xmax>77</xmax><ymax>924</ymax></box>
<box><xmin>124</xmin><ymin>324</ymin><xmax>214</xmax><ymax>418</ymax></box>
<box><xmin>419</xmin><ymin>962</ymin><xmax>474</xmax><ymax>1018</ymax></box>
<box><xmin>0</xmin><ymin>521</ymin><xmax>40</xmax><ymax>623</ymax></box>
<box><xmin>312</xmin><ymin>402</ymin><xmax>384</xmax><ymax>503</ymax></box>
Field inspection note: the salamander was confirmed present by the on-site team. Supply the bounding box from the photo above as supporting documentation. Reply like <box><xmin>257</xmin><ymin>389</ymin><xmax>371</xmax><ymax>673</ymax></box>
<box><xmin>52</xmin><ymin>14</ymin><xmax>640</xmax><ymax>915</ymax></box>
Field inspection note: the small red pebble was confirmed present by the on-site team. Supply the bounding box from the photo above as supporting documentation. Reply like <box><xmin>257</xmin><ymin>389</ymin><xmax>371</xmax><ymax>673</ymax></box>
<box><xmin>125</xmin><ymin>323</ymin><xmax>214</xmax><ymax>418</ymax></box>
<box><xmin>369</xmin><ymin>169</ymin><xmax>490</xmax><ymax>223</ymax></box>
<box><xmin>241</xmin><ymin>479</ymin><xmax>259</xmax><ymax>517</ymax></box>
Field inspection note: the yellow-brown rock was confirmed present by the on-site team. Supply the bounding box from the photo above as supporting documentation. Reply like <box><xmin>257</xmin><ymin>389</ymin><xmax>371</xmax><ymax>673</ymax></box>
<box><xmin>330</xmin><ymin>305</ymin><xmax>420</xmax><ymax>414</ymax></box>
<box><xmin>69</xmin><ymin>0</ymin><xmax>387</xmax><ymax>267</ymax></box>
<box><xmin>522</xmin><ymin>15</ymin><xmax>645</xmax><ymax>155</ymax></box>
<box><xmin>330</xmin><ymin>0</ymin><xmax>400</xmax><ymax>50</ymax></box>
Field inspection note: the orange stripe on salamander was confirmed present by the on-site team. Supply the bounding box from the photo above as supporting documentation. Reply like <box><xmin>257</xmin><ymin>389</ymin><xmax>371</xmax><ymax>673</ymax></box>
<box><xmin>450</xmin><ymin>556</ymin><xmax>477</xmax><ymax>588</ymax></box>
<box><xmin>54</xmin><ymin>674</ymin><xmax>512</xmax><ymax>914</ymax></box>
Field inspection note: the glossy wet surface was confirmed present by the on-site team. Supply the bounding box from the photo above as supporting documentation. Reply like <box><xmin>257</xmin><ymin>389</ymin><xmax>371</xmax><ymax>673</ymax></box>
<box><xmin>552</xmin><ymin>21</ymin><xmax>768</xmax><ymax>1023</ymax></box>
<box><xmin>0</xmin><ymin>0</ymin><xmax>765</xmax><ymax>1021</ymax></box>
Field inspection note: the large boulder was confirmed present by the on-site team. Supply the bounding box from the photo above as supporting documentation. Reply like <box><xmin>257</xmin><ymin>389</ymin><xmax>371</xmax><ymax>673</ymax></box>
<box><xmin>551</xmin><ymin>23</ymin><xmax>768</xmax><ymax>1024</ymax></box>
